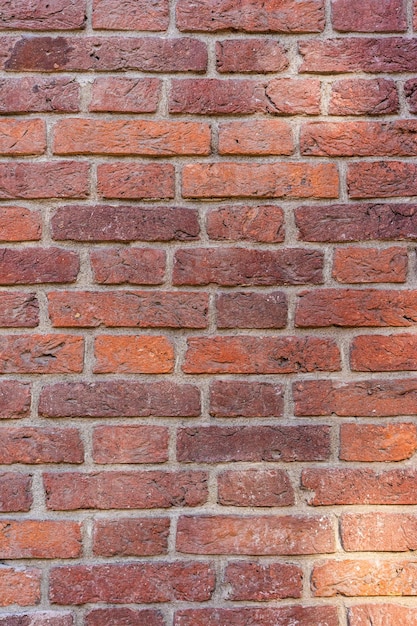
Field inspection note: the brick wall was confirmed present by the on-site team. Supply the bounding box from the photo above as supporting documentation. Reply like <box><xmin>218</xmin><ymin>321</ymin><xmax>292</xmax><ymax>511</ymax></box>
<box><xmin>0</xmin><ymin>0</ymin><xmax>417</xmax><ymax>624</ymax></box>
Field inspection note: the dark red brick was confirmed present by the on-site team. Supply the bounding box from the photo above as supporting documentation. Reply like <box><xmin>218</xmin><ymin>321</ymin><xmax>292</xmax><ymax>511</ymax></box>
<box><xmin>218</xmin><ymin>469</ymin><xmax>294</xmax><ymax>507</ymax></box>
<box><xmin>0</xmin><ymin>428</ymin><xmax>83</xmax><ymax>464</ymax></box>
<box><xmin>0</xmin><ymin>381</ymin><xmax>31</xmax><ymax>419</ymax></box>
<box><xmin>93</xmin><ymin>518</ymin><xmax>169</xmax><ymax>556</ymax></box>
<box><xmin>0</xmin><ymin>77</ymin><xmax>80</xmax><ymax>113</ymax></box>
<box><xmin>209</xmin><ymin>381</ymin><xmax>284</xmax><ymax>417</ymax></box>
<box><xmin>86</xmin><ymin>609</ymin><xmax>164</xmax><ymax>626</ymax></box>
<box><xmin>174</xmin><ymin>607</ymin><xmax>338</xmax><ymax>626</ymax></box>
<box><xmin>207</xmin><ymin>205</ymin><xmax>284</xmax><ymax>243</ymax></box>
<box><xmin>225</xmin><ymin>562</ymin><xmax>302</xmax><ymax>600</ymax></box>
<box><xmin>331</xmin><ymin>0</ymin><xmax>406</xmax><ymax>32</ymax></box>
<box><xmin>216</xmin><ymin>292</ymin><xmax>287</xmax><ymax>328</ymax></box>
<box><xmin>0</xmin><ymin>473</ymin><xmax>32</xmax><ymax>512</ymax></box>
<box><xmin>91</xmin><ymin>248</ymin><xmax>165</xmax><ymax>285</ymax></box>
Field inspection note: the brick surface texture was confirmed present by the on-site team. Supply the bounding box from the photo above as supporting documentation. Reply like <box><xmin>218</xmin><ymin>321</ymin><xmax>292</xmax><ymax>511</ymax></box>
<box><xmin>0</xmin><ymin>0</ymin><xmax>416</xmax><ymax>623</ymax></box>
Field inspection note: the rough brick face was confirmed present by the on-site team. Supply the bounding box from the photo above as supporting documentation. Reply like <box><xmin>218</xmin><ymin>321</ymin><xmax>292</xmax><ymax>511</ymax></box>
<box><xmin>3</xmin><ymin>0</ymin><xmax>417</xmax><ymax>620</ymax></box>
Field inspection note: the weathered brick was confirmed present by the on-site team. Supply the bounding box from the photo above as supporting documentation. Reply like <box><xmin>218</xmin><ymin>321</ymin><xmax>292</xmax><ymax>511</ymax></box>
<box><xmin>312</xmin><ymin>559</ymin><xmax>417</xmax><ymax>596</ymax></box>
<box><xmin>0</xmin><ymin>119</ymin><xmax>45</xmax><ymax>155</ymax></box>
<box><xmin>331</xmin><ymin>0</ymin><xmax>406</xmax><ymax>32</ymax></box>
<box><xmin>0</xmin><ymin>77</ymin><xmax>80</xmax><ymax>113</ymax></box>
<box><xmin>174</xmin><ymin>248</ymin><xmax>323</xmax><ymax>286</ymax></box>
<box><xmin>54</xmin><ymin>119</ymin><xmax>211</xmax><ymax>156</ymax></box>
<box><xmin>0</xmin><ymin>293</ymin><xmax>38</xmax><ymax>328</ymax></box>
<box><xmin>0</xmin><ymin>162</ymin><xmax>89</xmax><ymax>199</ymax></box>
<box><xmin>1</xmin><ymin>36</ymin><xmax>207</xmax><ymax>72</ymax></box>
<box><xmin>177</xmin><ymin>425</ymin><xmax>330</xmax><ymax>462</ymax></box>
<box><xmin>218</xmin><ymin>469</ymin><xmax>294</xmax><ymax>507</ymax></box>
<box><xmin>39</xmin><ymin>381</ymin><xmax>200</xmax><ymax>417</ymax></box>
<box><xmin>0</xmin><ymin>428</ymin><xmax>83</xmax><ymax>464</ymax></box>
<box><xmin>333</xmin><ymin>247</ymin><xmax>407</xmax><ymax>283</ymax></box>
<box><xmin>94</xmin><ymin>335</ymin><xmax>174</xmax><ymax>374</ymax></box>
<box><xmin>209</xmin><ymin>381</ymin><xmax>284</xmax><ymax>417</ymax></box>
<box><xmin>0</xmin><ymin>335</ymin><xmax>83</xmax><ymax>374</ymax></box>
<box><xmin>91</xmin><ymin>248</ymin><xmax>165</xmax><ymax>285</ymax></box>
<box><xmin>216</xmin><ymin>39</ymin><xmax>288</xmax><ymax>73</ymax></box>
<box><xmin>92</xmin><ymin>425</ymin><xmax>169</xmax><ymax>464</ymax></box>
<box><xmin>182</xmin><ymin>162</ymin><xmax>338</xmax><ymax>199</ymax></box>
<box><xmin>405</xmin><ymin>78</ymin><xmax>417</xmax><ymax>114</ymax></box>
<box><xmin>340</xmin><ymin>423</ymin><xmax>417</xmax><ymax>462</ymax></box>
<box><xmin>97</xmin><ymin>163</ymin><xmax>174</xmax><ymax>199</ymax></box>
<box><xmin>0</xmin><ymin>381</ymin><xmax>31</xmax><ymax>419</ymax></box>
<box><xmin>225</xmin><ymin>562</ymin><xmax>302</xmax><ymax>600</ymax></box>
<box><xmin>183</xmin><ymin>336</ymin><xmax>340</xmax><ymax>373</ymax></box>
<box><xmin>207</xmin><ymin>205</ymin><xmax>284</xmax><ymax>243</ymax></box>
<box><xmin>294</xmin><ymin>379</ymin><xmax>417</xmax><ymax>416</ymax></box>
<box><xmin>348</xmin><ymin>161</ymin><xmax>417</xmax><ymax>198</ymax></box>
<box><xmin>48</xmin><ymin>291</ymin><xmax>208</xmax><ymax>328</ymax></box>
<box><xmin>89</xmin><ymin>77</ymin><xmax>160</xmax><ymax>113</ymax></box>
<box><xmin>0</xmin><ymin>520</ymin><xmax>81</xmax><ymax>559</ymax></box>
<box><xmin>0</xmin><ymin>473</ymin><xmax>32</xmax><ymax>512</ymax></box>
<box><xmin>93</xmin><ymin>518</ymin><xmax>169</xmax><ymax>556</ymax></box>
<box><xmin>341</xmin><ymin>512</ymin><xmax>417</xmax><ymax>552</ymax></box>
<box><xmin>265</xmin><ymin>78</ymin><xmax>321</xmax><ymax>114</ymax></box>
<box><xmin>52</xmin><ymin>205</ymin><xmax>199</xmax><ymax>242</ymax></box>
<box><xmin>218</xmin><ymin>120</ymin><xmax>293</xmax><ymax>155</ymax></box>
<box><xmin>216</xmin><ymin>291</ymin><xmax>288</xmax><ymax>328</ymax></box>
<box><xmin>0</xmin><ymin>248</ymin><xmax>79</xmax><ymax>284</ymax></box>
<box><xmin>302</xmin><ymin>468</ymin><xmax>417</xmax><ymax>505</ymax></box>
<box><xmin>44</xmin><ymin>471</ymin><xmax>207</xmax><ymax>510</ymax></box>
<box><xmin>296</xmin><ymin>289</ymin><xmax>417</xmax><ymax>327</ymax></box>
<box><xmin>349</xmin><ymin>605</ymin><xmax>417</xmax><ymax>625</ymax></box>
<box><xmin>92</xmin><ymin>0</ymin><xmax>168</xmax><ymax>30</ymax></box>
<box><xmin>0</xmin><ymin>613</ymin><xmax>73</xmax><ymax>626</ymax></box>
<box><xmin>50</xmin><ymin>563</ymin><xmax>214</xmax><ymax>604</ymax></box>
<box><xmin>351</xmin><ymin>334</ymin><xmax>417</xmax><ymax>370</ymax></box>
<box><xmin>0</xmin><ymin>568</ymin><xmax>40</xmax><ymax>607</ymax></box>
<box><xmin>176</xmin><ymin>0</ymin><xmax>325</xmax><ymax>33</ymax></box>
<box><xmin>0</xmin><ymin>206</ymin><xmax>41</xmax><ymax>242</ymax></box>
<box><xmin>176</xmin><ymin>515</ymin><xmax>335</xmax><ymax>555</ymax></box>
<box><xmin>174</xmin><ymin>607</ymin><xmax>338</xmax><ymax>626</ymax></box>
<box><xmin>0</xmin><ymin>0</ymin><xmax>86</xmax><ymax>30</ymax></box>
<box><xmin>86</xmin><ymin>609</ymin><xmax>164</xmax><ymax>626</ymax></box>
<box><xmin>329</xmin><ymin>78</ymin><xmax>399</xmax><ymax>115</ymax></box>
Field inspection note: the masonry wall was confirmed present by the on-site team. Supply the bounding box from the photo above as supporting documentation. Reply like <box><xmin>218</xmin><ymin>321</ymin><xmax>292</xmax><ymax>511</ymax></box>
<box><xmin>0</xmin><ymin>0</ymin><xmax>417</xmax><ymax>624</ymax></box>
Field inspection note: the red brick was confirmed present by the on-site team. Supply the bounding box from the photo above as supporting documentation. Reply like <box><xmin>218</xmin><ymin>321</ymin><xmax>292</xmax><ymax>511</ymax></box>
<box><xmin>216</xmin><ymin>291</ymin><xmax>288</xmax><ymax>328</ymax></box>
<box><xmin>351</xmin><ymin>334</ymin><xmax>417</xmax><ymax>371</ymax></box>
<box><xmin>0</xmin><ymin>248</ymin><xmax>79</xmax><ymax>284</ymax></box>
<box><xmin>216</xmin><ymin>39</ymin><xmax>288</xmax><ymax>73</ymax></box>
<box><xmin>218</xmin><ymin>469</ymin><xmax>294</xmax><ymax>507</ymax></box>
<box><xmin>94</xmin><ymin>335</ymin><xmax>174</xmax><ymax>374</ymax></box>
<box><xmin>348</xmin><ymin>161</ymin><xmax>417</xmax><ymax>198</ymax></box>
<box><xmin>176</xmin><ymin>515</ymin><xmax>335</xmax><ymax>555</ymax></box>
<box><xmin>48</xmin><ymin>291</ymin><xmax>208</xmax><ymax>328</ymax></box>
<box><xmin>209</xmin><ymin>381</ymin><xmax>284</xmax><ymax>417</ymax></box>
<box><xmin>331</xmin><ymin>0</ymin><xmax>406</xmax><ymax>32</ymax></box>
<box><xmin>405</xmin><ymin>78</ymin><xmax>417</xmax><ymax>114</ymax></box>
<box><xmin>0</xmin><ymin>520</ymin><xmax>81</xmax><ymax>559</ymax></box>
<box><xmin>301</xmin><ymin>120</ymin><xmax>417</xmax><ymax>156</ymax></box>
<box><xmin>54</xmin><ymin>119</ymin><xmax>211</xmax><ymax>156</ymax></box>
<box><xmin>218</xmin><ymin>120</ymin><xmax>293</xmax><ymax>155</ymax></box>
<box><xmin>333</xmin><ymin>247</ymin><xmax>407</xmax><ymax>283</ymax></box>
<box><xmin>294</xmin><ymin>379</ymin><xmax>417</xmax><ymax>417</ymax></box>
<box><xmin>329</xmin><ymin>78</ymin><xmax>399</xmax><ymax>115</ymax></box>
<box><xmin>312</xmin><ymin>559</ymin><xmax>417</xmax><ymax>596</ymax></box>
<box><xmin>0</xmin><ymin>206</ymin><xmax>41</xmax><ymax>242</ymax></box>
<box><xmin>340</xmin><ymin>423</ymin><xmax>417</xmax><ymax>462</ymax></box>
<box><xmin>177</xmin><ymin>425</ymin><xmax>330</xmax><ymax>462</ymax></box>
<box><xmin>265</xmin><ymin>78</ymin><xmax>321</xmax><ymax>114</ymax></box>
<box><xmin>91</xmin><ymin>248</ymin><xmax>165</xmax><ymax>285</ymax></box>
<box><xmin>341</xmin><ymin>513</ymin><xmax>417</xmax><ymax>552</ymax></box>
<box><xmin>1</xmin><ymin>36</ymin><xmax>207</xmax><ymax>72</ymax></box>
<box><xmin>89</xmin><ymin>77</ymin><xmax>160</xmax><ymax>113</ymax></box>
<box><xmin>299</xmin><ymin>37</ymin><xmax>417</xmax><ymax>73</ymax></box>
<box><xmin>176</xmin><ymin>0</ymin><xmax>325</xmax><ymax>33</ymax></box>
<box><xmin>0</xmin><ymin>381</ymin><xmax>31</xmax><ymax>419</ymax></box>
<box><xmin>97</xmin><ymin>163</ymin><xmax>174</xmax><ymax>199</ymax></box>
<box><xmin>174</xmin><ymin>248</ymin><xmax>323</xmax><ymax>286</ymax></box>
<box><xmin>0</xmin><ymin>334</ymin><xmax>83</xmax><ymax>374</ymax></box>
<box><xmin>93</xmin><ymin>518</ymin><xmax>169</xmax><ymax>556</ymax></box>
<box><xmin>302</xmin><ymin>468</ymin><xmax>417</xmax><ymax>505</ymax></box>
<box><xmin>174</xmin><ymin>607</ymin><xmax>338</xmax><ymax>626</ymax></box>
<box><xmin>207</xmin><ymin>205</ymin><xmax>284</xmax><ymax>243</ymax></box>
<box><xmin>169</xmin><ymin>79</ymin><xmax>267</xmax><ymax>115</ymax></box>
<box><xmin>0</xmin><ymin>293</ymin><xmax>38</xmax><ymax>328</ymax></box>
<box><xmin>183</xmin><ymin>336</ymin><xmax>340</xmax><ymax>374</ymax></box>
<box><xmin>225</xmin><ymin>562</ymin><xmax>302</xmax><ymax>600</ymax></box>
<box><xmin>0</xmin><ymin>568</ymin><xmax>40</xmax><ymax>606</ymax></box>
<box><xmin>44</xmin><ymin>471</ymin><xmax>207</xmax><ymax>510</ymax></box>
<box><xmin>0</xmin><ymin>0</ymin><xmax>86</xmax><ymax>30</ymax></box>
<box><xmin>92</xmin><ymin>425</ymin><xmax>169</xmax><ymax>464</ymax></box>
<box><xmin>0</xmin><ymin>162</ymin><xmax>89</xmax><ymax>199</ymax></box>
<box><xmin>182</xmin><ymin>162</ymin><xmax>338</xmax><ymax>199</ymax></box>
<box><xmin>86</xmin><ymin>609</ymin><xmax>164</xmax><ymax>626</ymax></box>
<box><xmin>0</xmin><ymin>428</ymin><xmax>83</xmax><ymax>464</ymax></box>
<box><xmin>52</xmin><ymin>205</ymin><xmax>199</xmax><ymax>242</ymax></box>
<box><xmin>296</xmin><ymin>289</ymin><xmax>417</xmax><ymax>327</ymax></box>
<box><xmin>0</xmin><ymin>77</ymin><xmax>80</xmax><ymax>113</ymax></box>
<box><xmin>349</xmin><ymin>605</ymin><xmax>417</xmax><ymax>625</ymax></box>
<box><xmin>0</xmin><ymin>119</ymin><xmax>45</xmax><ymax>155</ymax></box>
<box><xmin>50</xmin><ymin>562</ymin><xmax>214</xmax><ymax>604</ymax></box>
<box><xmin>0</xmin><ymin>614</ymin><xmax>73</xmax><ymax>626</ymax></box>
<box><xmin>0</xmin><ymin>473</ymin><xmax>32</xmax><ymax>512</ymax></box>
<box><xmin>92</xmin><ymin>0</ymin><xmax>168</xmax><ymax>30</ymax></box>
<box><xmin>39</xmin><ymin>381</ymin><xmax>200</xmax><ymax>417</ymax></box>
<box><xmin>296</xmin><ymin>203</ymin><xmax>417</xmax><ymax>242</ymax></box>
